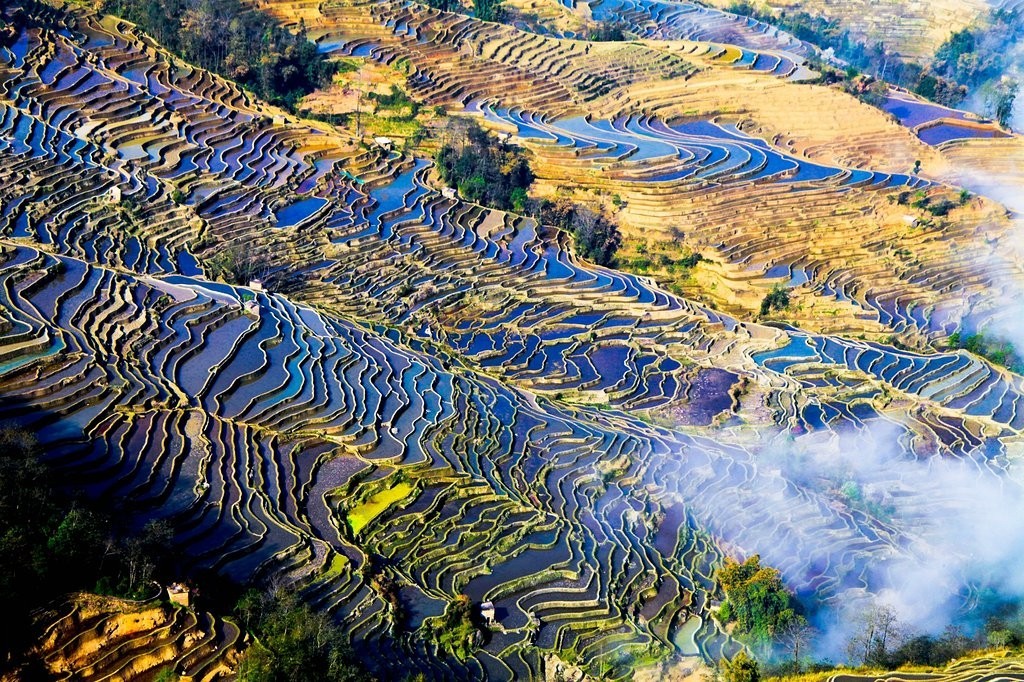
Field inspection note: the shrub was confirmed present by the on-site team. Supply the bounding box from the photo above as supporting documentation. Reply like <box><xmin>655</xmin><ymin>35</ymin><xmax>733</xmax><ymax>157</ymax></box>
<box><xmin>759</xmin><ymin>285</ymin><xmax>790</xmax><ymax>317</ymax></box>
<box><xmin>926</xmin><ymin>199</ymin><xmax>957</xmax><ymax>217</ymax></box>
<box><xmin>719</xmin><ymin>651</ymin><xmax>760</xmax><ymax>682</ymax></box>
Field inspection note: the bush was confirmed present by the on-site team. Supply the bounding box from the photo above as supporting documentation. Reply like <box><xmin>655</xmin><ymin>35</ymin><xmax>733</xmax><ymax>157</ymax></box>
<box><xmin>926</xmin><ymin>199</ymin><xmax>957</xmax><ymax>217</ymax></box>
<box><xmin>759</xmin><ymin>286</ymin><xmax>790</xmax><ymax>317</ymax></box>
<box><xmin>719</xmin><ymin>651</ymin><xmax>760</xmax><ymax>682</ymax></box>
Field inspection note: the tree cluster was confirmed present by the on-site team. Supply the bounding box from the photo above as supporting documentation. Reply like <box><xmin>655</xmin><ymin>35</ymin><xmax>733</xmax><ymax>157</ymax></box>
<box><xmin>719</xmin><ymin>651</ymin><xmax>761</xmax><ymax>682</ymax></box>
<box><xmin>538</xmin><ymin>197</ymin><xmax>622</xmax><ymax>267</ymax></box>
<box><xmin>844</xmin><ymin>604</ymin><xmax>976</xmax><ymax>669</ymax></box>
<box><xmin>473</xmin><ymin>0</ymin><xmax>505</xmax><ymax>23</ymax></box>
<box><xmin>101</xmin><ymin>0</ymin><xmax>336</xmax><ymax>111</ymax></box>
<box><xmin>731</xmin><ymin>1</ymin><xmax>1024</xmax><ymax>122</ymax></box>
<box><xmin>0</xmin><ymin>0</ymin><xmax>69</xmax><ymax>46</ymax></box>
<box><xmin>588</xmin><ymin>21</ymin><xmax>630</xmax><ymax>41</ymax></box>
<box><xmin>422</xmin><ymin>0</ymin><xmax>460</xmax><ymax>11</ymax></box>
<box><xmin>435</xmin><ymin>120</ymin><xmax>534</xmax><ymax>212</ymax></box>
<box><xmin>420</xmin><ymin>0</ymin><xmax>505</xmax><ymax>23</ymax></box>
<box><xmin>235</xmin><ymin>588</ymin><xmax>372</xmax><ymax>682</ymax></box>
<box><xmin>931</xmin><ymin>12</ymin><xmax>1023</xmax><ymax>124</ymax></box>
<box><xmin>0</xmin><ymin>427</ymin><xmax>172</xmax><ymax>662</ymax></box>
<box><xmin>947</xmin><ymin>330</ymin><xmax>1023</xmax><ymax>372</ymax></box>
<box><xmin>204</xmin><ymin>242</ymin><xmax>272</xmax><ymax>284</ymax></box>
<box><xmin>716</xmin><ymin>555</ymin><xmax>802</xmax><ymax>651</ymax></box>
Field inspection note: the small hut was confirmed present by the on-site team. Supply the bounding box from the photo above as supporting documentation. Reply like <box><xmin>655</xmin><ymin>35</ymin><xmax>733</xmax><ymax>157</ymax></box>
<box><xmin>166</xmin><ymin>583</ymin><xmax>191</xmax><ymax>608</ymax></box>
<box><xmin>107</xmin><ymin>186</ymin><xmax>122</xmax><ymax>204</ymax></box>
<box><xmin>480</xmin><ymin>601</ymin><xmax>496</xmax><ymax>625</ymax></box>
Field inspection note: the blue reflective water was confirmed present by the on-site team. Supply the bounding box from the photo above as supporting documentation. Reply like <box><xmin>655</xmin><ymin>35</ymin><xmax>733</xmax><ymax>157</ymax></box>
<box><xmin>275</xmin><ymin>197</ymin><xmax>328</xmax><ymax>227</ymax></box>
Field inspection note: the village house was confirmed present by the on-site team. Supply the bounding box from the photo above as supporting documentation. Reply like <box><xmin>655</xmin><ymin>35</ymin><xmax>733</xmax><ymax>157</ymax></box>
<box><xmin>166</xmin><ymin>583</ymin><xmax>191</xmax><ymax>608</ymax></box>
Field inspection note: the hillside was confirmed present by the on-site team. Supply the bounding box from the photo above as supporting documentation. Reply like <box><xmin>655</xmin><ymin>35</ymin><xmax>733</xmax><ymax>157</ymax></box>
<box><xmin>2</xmin><ymin>0</ymin><xmax>1024</xmax><ymax>679</ymax></box>
<box><xmin>7</xmin><ymin>593</ymin><xmax>241</xmax><ymax>682</ymax></box>
<box><xmin>700</xmin><ymin>0</ymin><xmax>990</xmax><ymax>60</ymax></box>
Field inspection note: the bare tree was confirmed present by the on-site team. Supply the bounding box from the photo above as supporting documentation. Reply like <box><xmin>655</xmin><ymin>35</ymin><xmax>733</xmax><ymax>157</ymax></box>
<box><xmin>777</xmin><ymin>616</ymin><xmax>815</xmax><ymax>669</ymax></box>
<box><xmin>847</xmin><ymin>603</ymin><xmax>905</xmax><ymax>666</ymax></box>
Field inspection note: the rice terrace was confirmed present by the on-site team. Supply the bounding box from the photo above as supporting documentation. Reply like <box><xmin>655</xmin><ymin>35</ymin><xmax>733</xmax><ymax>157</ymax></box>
<box><xmin>2</xmin><ymin>0</ymin><xmax>1024</xmax><ymax>679</ymax></box>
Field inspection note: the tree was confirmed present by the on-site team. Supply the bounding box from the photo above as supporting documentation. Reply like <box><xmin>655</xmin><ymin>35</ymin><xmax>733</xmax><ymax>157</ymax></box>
<box><xmin>535</xmin><ymin>199</ymin><xmax>621</xmax><ymax>267</ymax></box>
<box><xmin>435</xmin><ymin>119</ymin><xmax>534</xmax><ymax>212</ymax></box>
<box><xmin>777</xmin><ymin>617</ymin><xmax>815</xmax><ymax>668</ymax></box>
<box><xmin>474</xmin><ymin>0</ymin><xmax>504</xmax><ymax>22</ymax></box>
<box><xmin>570</xmin><ymin>207</ymin><xmax>621</xmax><ymax>267</ymax></box>
<box><xmin>986</xmin><ymin>78</ymin><xmax>1019</xmax><ymax>128</ymax></box>
<box><xmin>846</xmin><ymin>603</ymin><xmax>905</xmax><ymax>666</ymax></box>
<box><xmin>235</xmin><ymin>588</ymin><xmax>371</xmax><ymax>682</ymax></box>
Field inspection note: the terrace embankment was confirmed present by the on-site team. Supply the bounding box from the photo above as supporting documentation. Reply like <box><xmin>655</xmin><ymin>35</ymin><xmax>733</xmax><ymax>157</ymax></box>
<box><xmin>6</xmin><ymin>1</ymin><xmax>1024</xmax><ymax>678</ymax></box>
<box><xmin>14</xmin><ymin>593</ymin><xmax>240</xmax><ymax>681</ymax></box>
<box><xmin>258</xmin><ymin>0</ymin><xmax>1024</xmax><ymax>344</ymax></box>
<box><xmin>260</xmin><ymin>0</ymin><xmax>698</xmax><ymax>118</ymax></box>
<box><xmin>699</xmin><ymin>0</ymin><xmax>988</xmax><ymax>60</ymax></box>
<box><xmin>590</xmin><ymin>57</ymin><xmax>946</xmax><ymax>172</ymax></box>
<box><xmin>816</xmin><ymin>651</ymin><xmax>1024</xmax><ymax>682</ymax></box>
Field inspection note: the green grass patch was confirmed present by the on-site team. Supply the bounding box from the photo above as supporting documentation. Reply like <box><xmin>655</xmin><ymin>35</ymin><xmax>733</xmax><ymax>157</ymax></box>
<box><xmin>347</xmin><ymin>482</ymin><xmax>415</xmax><ymax>535</ymax></box>
<box><xmin>320</xmin><ymin>553</ymin><xmax>348</xmax><ymax>581</ymax></box>
<box><xmin>361</xmin><ymin>113</ymin><xmax>423</xmax><ymax>138</ymax></box>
